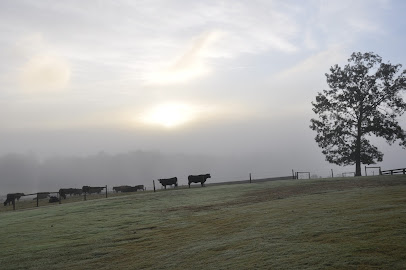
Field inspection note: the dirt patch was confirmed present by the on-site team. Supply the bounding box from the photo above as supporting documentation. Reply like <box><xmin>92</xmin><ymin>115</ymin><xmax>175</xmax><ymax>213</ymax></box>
<box><xmin>167</xmin><ymin>177</ymin><xmax>406</xmax><ymax>213</ymax></box>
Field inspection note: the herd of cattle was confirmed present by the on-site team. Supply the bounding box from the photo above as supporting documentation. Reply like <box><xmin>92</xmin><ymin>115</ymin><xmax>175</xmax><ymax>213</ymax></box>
<box><xmin>3</xmin><ymin>173</ymin><xmax>211</xmax><ymax>207</ymax></box>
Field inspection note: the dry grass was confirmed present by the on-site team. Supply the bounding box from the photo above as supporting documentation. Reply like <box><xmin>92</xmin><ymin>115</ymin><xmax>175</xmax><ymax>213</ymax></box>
<box><xmin>1</xmin><ymin>175</ymin><xmax>406</xmax><ymax>269</ymax></box>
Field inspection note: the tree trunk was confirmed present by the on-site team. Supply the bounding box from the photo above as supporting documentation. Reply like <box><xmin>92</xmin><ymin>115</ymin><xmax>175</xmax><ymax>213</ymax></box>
<box><xmin>355</xmin><ymin>109</ymin><xmax>363</xmax><ymax>176</ymax></box>
<box><xmin>355</xmin><ymin>158</ymin><xmax>361</xmax><ymax>176</ymax></box>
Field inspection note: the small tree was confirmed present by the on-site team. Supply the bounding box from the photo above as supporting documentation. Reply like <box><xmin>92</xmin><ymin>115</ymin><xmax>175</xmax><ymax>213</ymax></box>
<box><xmin>310</xmin><ymin>52</ymin><xmax>406</xmax><ymax>176</ymax></box>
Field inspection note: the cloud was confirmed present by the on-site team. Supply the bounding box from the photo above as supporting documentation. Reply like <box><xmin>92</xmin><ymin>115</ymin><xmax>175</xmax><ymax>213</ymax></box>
<box><xmin>19</xmin><ymin>53</ymin><xmax>70</xmax><ymax>93</ymax></box>
<box><xmin>12</xmin><ymin>33</ymin><xmax>71</xmax><ymax>93</ymax></box>
<box><xmin>264</xmin><ymin>46</ymin><xmax>347</xmax><ymax>113</ymax></box>
<box><xmin>143</xmin><ymin>31</ymin><xmax>221</xmax><ymax>85</ymax></box>
<box><xmin>273</xmin><ymin>46</ymin><xmax>346</xmax><ymax>82</ymax></box>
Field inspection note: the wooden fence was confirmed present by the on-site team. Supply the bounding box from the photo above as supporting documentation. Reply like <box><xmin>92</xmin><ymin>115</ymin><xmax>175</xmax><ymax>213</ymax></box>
<box><xmin>381</xmin><ymin>168</ymin><xmax>406</xmax><ymax>175</ymax></box>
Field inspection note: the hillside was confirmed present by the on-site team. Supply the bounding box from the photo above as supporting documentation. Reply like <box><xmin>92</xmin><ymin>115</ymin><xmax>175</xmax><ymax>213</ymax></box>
<box><xmin>1</xmin><ymin>175</ymin><xmax>406</xmax><ymax>269</ymax></box>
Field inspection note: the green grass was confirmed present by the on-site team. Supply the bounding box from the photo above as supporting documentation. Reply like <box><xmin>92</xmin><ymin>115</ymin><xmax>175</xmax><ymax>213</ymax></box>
<box><xmin>1</xmin><ymin>175</ymin><xmax>406</xmax><ymax>269</ymax></box>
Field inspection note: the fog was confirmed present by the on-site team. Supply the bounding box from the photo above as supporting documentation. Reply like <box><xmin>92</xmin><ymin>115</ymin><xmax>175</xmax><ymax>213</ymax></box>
<box><xmin>1</xmin><ymin>141</ymin><xmax>404</xmax><ymax>196</ymax></box>
<box><xmin>0</xmin><ymin>151</ymin><xmax>284</xmax><ymax>195</ymax></box>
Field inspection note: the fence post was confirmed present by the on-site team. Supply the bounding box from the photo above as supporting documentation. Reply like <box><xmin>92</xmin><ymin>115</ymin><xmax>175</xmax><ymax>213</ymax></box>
<box><xmin>331</xmin><ymin>169</ymin><xmax>334</xmax><ymax>178</ymax></box>
<box><xmin>84</xmin><ymin>192</ymin><xmax>87</xmax><ymax>201</ymax></box>
<box><xmin>105</xmin><ymin>185</ymin><xmax>108</xmax><ymax>198</ymax></box>
<box><xmin>36</xmin><ymin>193</ymin><xmax>39</xmax><ymax>207</ymax></box>
<box><xmin>12</xmin><ymin>198</ymin><xmax>15</xmax><ymax>211</ymax></box>
<box><xmin>292</xmin><ymin>170</ymin><xmax>295</xmax><ymax>179</ymax></box>
<box><xmin>153</xmin><ymin>180</ymin><xmax>156</xmax><ymax>192</ymax></box>
<box><xmin>59</xmin><ymin>192</ymin><xmax>61</xmax><ymax>204</ymax></box>
<box><xmin>249</xmin><ymin>173</ymin><xmax>252</xmax><ymax>183</ymax></box>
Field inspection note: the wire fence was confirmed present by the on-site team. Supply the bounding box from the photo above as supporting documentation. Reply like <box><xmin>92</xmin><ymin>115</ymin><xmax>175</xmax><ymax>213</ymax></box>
<box><xmin>2</xmin><ymin>166</ymin><xmax>405</xmax><ymax>212</ymax></box>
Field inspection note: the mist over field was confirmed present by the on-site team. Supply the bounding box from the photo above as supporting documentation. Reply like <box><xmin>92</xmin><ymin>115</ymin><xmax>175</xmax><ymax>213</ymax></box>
<box><xmin>1</xmin><ymin>144</ymin><xmax>405</xmax><ymax>196</ymax></box>
<box><xmin>0</xmin><ymin>151</ymin><xmax>292</xmax><ymax>195</ymax></box>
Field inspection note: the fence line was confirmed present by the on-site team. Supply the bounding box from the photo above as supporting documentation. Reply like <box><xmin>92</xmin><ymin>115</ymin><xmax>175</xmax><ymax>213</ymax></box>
<box><xmin>381</xmin><ymin>168</ymin><xmax>406</xmax><ymax>175</ymax></box>
<box><xmin>2</xmin><ymin>167</ymin><xmax>405</xmax><ymax>212</ymax></box>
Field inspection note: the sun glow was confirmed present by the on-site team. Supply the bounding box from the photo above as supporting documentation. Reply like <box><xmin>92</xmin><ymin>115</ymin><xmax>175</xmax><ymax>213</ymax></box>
<box><xmin>140</xmin><ymin>103</ymin><xmax>200</xmax><ymax>128</ymax></box>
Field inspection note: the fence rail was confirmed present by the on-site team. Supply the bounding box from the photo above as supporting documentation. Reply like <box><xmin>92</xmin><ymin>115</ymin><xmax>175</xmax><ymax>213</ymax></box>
<box><xmin>381</xmin><ymin>168</ymin><xmax>406</xmax><ymax>175</ymax></box>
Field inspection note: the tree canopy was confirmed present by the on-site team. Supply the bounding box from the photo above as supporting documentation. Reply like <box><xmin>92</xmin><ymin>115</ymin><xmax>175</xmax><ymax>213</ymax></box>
<box><xmin>310</xmin><ymin>52</ymin><xmax>406</xmax><ymax>176</ymax></box>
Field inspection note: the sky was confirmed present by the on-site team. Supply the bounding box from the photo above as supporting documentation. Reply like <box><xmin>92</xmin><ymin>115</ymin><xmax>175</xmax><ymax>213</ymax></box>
<box><xmin>1</xmin><ymin>0</ymin><xmax>406</xmax><ymax>193</ymax></box>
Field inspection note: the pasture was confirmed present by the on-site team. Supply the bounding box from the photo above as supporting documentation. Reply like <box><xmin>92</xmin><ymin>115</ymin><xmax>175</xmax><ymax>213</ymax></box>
<box><xmin>1</xmin><ymin>175</ymin><xmax>406</xmax><ymax>269</ymax></box>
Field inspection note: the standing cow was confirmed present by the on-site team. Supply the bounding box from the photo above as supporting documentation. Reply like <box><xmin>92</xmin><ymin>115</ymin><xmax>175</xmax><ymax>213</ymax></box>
<box><xmin>188</xmin><ymin>174</ymin><xmax>211</xmax><ymax>188</ymax></box>
<box><xmin>113</xmin><ymin>186</ymin><xmax>130</xmax><ymax>193</ymax></box>
<box><xmin>158</xmin><ymin>177</ymin><xmax>178</xmax><ymax>189</ymax></box>
<box><xmin>121</xmin><ymin>185</ymin><xmax>145</xmax><ymax>192</ymax></box>
<box><xmin>82</xmin><ymin>186</ymin><xmax>105</xmax><ymax>194</ymax></box>
<box><xmin>59</xmin><ymin>188</ymin><xmax>83</xmax><ymax>199</ymax></box>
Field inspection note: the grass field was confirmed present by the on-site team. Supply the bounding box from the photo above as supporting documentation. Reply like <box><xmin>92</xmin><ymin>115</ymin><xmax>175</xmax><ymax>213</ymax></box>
<box><xmin>1</xmin><ymin>175</ymin><xmax>406</xmax><ymax>269</ymax></box>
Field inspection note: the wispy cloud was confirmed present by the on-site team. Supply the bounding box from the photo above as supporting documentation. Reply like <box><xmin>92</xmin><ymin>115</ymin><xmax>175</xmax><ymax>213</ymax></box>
<box><xmin>143</xmin><ymin>31</ymin><xmax>221</xmax><ymax>85</ymax></box>
<box><xmin>0</xmin><ymin>0</ymin><xmax>396</xmax><ymax>134</ymax></box>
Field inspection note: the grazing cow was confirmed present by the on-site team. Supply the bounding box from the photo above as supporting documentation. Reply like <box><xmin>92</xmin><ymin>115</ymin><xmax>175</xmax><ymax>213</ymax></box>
<box><xmin>114</xmin><ymin>185</ymin><xmax>144</xmax><ymax>192</ymax></box>
<box><xmin>33</xmin><ymin>192</ymin><xmax>50</xmax><ymax>200</ymax></box>
<box><xmin>158</xmin><ymin>177</ymin><xmax>178</xmax><ymax>189</ymax></box>
<box><xmin>119</xmin><ymin>185</ymin><xmax>146</xmax><ymax>192</ymax></box>
<box><xmin>59</xmin><ymin>188</ymin><xmax>83</xmax><ymax>199</ymax></box>
<box><xmin>121</xmin><ymin>186</ymin><xmax>138</xmax><ymax>192</ymax></box>
<box><xmin>188</xmin><ymin>174</ymin><xmax>211</xmax><ymax>188</ymax></box>
<box><xmin>113</xmin><ymin>185</ymin><xmax>131</xmax><ymax>193</ymax></box>
<box><xmin>82</xmin><ymin>186</ymin><xmax>105</xmax><ymax>194</ymax></box>
<box><xmin>3</xmin><ymin>193</ymin><xmax>25</xmax><ymax>206</ymax></box>
<box><xmin>59</xmin><ymin>188</ymin><xmax>78</xmax><ymax>199</ymax></box>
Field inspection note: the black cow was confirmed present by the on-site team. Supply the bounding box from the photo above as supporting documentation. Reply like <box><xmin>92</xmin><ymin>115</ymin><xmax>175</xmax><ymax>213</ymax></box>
<box><xmin>158</xmin><ymin>177</ymin><xmax>178</xmax><ymax>189</ymax></box>
<box><xmin>59</xmin><ymin>189</ymin><xmax>68</xmax><ymax>199</ymax></box>
<box><xmin>122</xmin><ymin>186</ymin><xmax>138</xmax><ymax>192</ymax></box>
<box><xmin>3</xmin><ymin>193</ymin><xmax>25</xmax><ymax>206</ymax></box>
<box><xmin>82</xmin><ymin>186</ymin><xmax>105</xmax><ymax>194</ymax></box>
<box><xmin>69</xmin><ymin>188</ymin><xmax>82</xmax><ymax>196</ymax></box>
<box><xmin>122</xmin><ymin>185</ymin><xmax>145</xmax><ymax>192</ymax></box>
<box><xmin>113</xmin><ymin>185</ymin><xmax>130</xmax><ymax>192</ymax></box>
<box><xmin>188</xmin><ymin>174</ymin><xmax>211</xmax><ymax>188</ymax></box>
<box><xmin>59</xmin><ymin>188</ymin><xmax>82</xmax><ymax>199</ymax></box>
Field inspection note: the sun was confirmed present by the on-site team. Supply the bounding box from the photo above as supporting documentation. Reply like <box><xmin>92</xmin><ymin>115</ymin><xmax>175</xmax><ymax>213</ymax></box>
<box><xmin>140</xmin><ymin>103</ymin><xmax>197</xmax><ymax>128</ymax></box>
